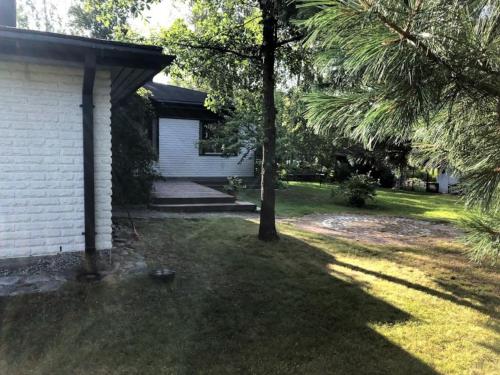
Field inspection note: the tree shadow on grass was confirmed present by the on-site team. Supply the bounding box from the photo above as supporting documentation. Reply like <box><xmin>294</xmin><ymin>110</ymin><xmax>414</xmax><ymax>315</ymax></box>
<box><xmin>331</xmin><ymin>259</ymin><xmax>499</xmax><ymax>317</ymax></box>
<box><xmin>0</xmin><ymin>218</ymin><xmax>438</xmax><ymax>374</ymax></box>
<box><xmin>301</xmin><ymin>230</ymin><xmax>499</xmax><ymax>317</ymax></box>
<box><xmin>163</xmin><ymin>219</ymin><xmax>438</xmax><ymax>374</ymax></box>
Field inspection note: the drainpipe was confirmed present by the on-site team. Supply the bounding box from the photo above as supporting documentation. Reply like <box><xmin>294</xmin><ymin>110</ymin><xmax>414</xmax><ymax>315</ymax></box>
<box><xmin>82</xmin><ymin>52</ymin><xmax>96</xmax><ymax>255</ymax></box>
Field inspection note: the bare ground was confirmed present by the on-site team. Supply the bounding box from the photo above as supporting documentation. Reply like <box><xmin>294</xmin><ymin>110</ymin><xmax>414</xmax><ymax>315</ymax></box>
<box><xmin>281</xmin><ymin>214</ymin><xmax>462</xmax><ymax>248</ymax></box>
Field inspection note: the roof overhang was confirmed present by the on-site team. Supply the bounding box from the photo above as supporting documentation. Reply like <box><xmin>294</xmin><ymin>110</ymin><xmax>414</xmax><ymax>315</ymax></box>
<box><xmin>0</xmin><ymin>26</ymin><xmax>175</xmax><ymax>105</ymax></box>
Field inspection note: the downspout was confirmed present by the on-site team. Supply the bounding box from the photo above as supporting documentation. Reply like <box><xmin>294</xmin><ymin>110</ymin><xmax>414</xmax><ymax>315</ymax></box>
<box><xmin>82</xmin><ymin>52</ymin><xmax>97</xmax><ymax>255</ymax></box>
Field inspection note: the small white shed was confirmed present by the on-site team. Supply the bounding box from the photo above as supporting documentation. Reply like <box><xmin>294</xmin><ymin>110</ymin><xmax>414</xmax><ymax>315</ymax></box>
<box><xmin>437</xmin><ymin>168</ymin><xmax>460</xmax><ymax>194</ymax></box>
<box><xmin>0</xmin><ymin>9</ymin><xmax>172</xmax><ymax>258</ymax></box>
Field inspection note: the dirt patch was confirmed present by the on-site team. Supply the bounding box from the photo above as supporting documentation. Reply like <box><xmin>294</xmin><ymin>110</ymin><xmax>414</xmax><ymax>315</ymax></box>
<box><xmin>0</xmin><ymin>224</ymin><xmax>148</xmax><ymax>297</ymax></box>
<box><xmin>283</xmin><ymin>214</ymin><xmax>461</xmax><ymax>247</ymax></box>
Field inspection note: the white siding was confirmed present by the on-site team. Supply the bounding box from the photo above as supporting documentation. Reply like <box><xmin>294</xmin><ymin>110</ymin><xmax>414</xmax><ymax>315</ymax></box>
<box><xmin>437</xmin><ymin>169</ymin><xmax>459</xmax><ymax>194</ymax></box>
<box><xmin>158</xmin><ymin>118</ymin><xmax>254</xmax><ymax>178</ymax></box>
<box><xmin>0</xmin><ymin>60</ymin><xmax>112</xmax><ymax>258</ymax></box>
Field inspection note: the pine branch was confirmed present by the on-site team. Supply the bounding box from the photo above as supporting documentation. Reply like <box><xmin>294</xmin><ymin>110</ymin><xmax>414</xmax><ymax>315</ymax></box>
<box><xmin>404</xmin><ymin>0</ymin><xmax>423</xmax><ymax>32</ymax></box>
<box><xmin>374</xmin><ymin>10</ymin><xmax>500</xmax><ymax>98</ymax></box>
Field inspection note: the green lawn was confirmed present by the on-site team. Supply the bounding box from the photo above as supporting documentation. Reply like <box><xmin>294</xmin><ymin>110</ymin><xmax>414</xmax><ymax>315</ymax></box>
<box><xmin>240</xmin><ymin>181</ymin><xmax>466</xmax><ymax>222</ymax></box>
<box><xmin>0</xmin><ymin>218</ymin><xmax>497</xmax><ymax>374</ymax></box>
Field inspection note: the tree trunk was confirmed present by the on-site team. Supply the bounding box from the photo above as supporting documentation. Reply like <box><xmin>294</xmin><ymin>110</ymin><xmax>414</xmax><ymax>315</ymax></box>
<box><xmin>258</xmin><ymin>1</ymin><xmax>279</xmax><ymax>241</ymax></box>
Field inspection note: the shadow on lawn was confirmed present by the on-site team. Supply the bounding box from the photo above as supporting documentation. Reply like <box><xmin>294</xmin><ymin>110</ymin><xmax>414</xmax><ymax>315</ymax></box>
<box><xmin>332</xmin><ymin>259</ymin><xmax>498</xmax><ymax>317</ymax></box>
<box><xmin>149</xmin><ymin>218</ymin><xmax>437</xmax><ymax>374</ymax></box>
<box><xmin>311</xmin><ymin>233</ymin><xmax>499</xmax><ymax>317</ymax></box>
<box><xmin>0</xmin><ymin>218</ymin><xmax>439</xmax><ymax>374</ymax></box>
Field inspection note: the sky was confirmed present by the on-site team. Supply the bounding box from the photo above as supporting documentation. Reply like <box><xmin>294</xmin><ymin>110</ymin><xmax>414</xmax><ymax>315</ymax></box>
<box><xmin>19</xmin><ymin>0</ymin><xmax>189</xmax><ymax>83</ymax></box>
<box><xmin>19</xmin><ymin>0</ymin><xmax>189</xmax><ymax>35</ymax></box>
<box><xmin>130</xmin><ymin>0</ymin><xmax>190</xmax><ymax>35</ymax></box>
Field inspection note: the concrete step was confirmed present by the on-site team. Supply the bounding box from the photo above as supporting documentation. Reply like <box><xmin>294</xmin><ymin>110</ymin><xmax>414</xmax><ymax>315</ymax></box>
<box><xmin>151</xmin><ymin>196</ymin><xmax>236</xmax><ymax>205</ymax></box>
<box><xmin>149</xmin><ymin>201</ymin><xmax>257</xmax><ymax>213</ymax></box>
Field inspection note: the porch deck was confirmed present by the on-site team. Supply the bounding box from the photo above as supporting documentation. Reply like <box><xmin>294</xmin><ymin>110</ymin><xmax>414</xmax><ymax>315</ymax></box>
<box><xmin>150</xmin><ymin>181</ymin><xmax>256</xmax><ymax>213</ymax></box>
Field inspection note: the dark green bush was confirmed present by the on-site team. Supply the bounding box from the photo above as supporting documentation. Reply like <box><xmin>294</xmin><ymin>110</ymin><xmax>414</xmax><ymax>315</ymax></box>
<box><xmin>333</xmin><ymin>161</ymin><xmax>352</xmax><ymax>182</ymax></box>
<box><xmin>377</xmin><ymin>167</ymin><xmax>396</xmax><ymax>188</ymax></box>
<box><xmin>112</xmin><ymin>91</ymin><xmax>159</xmax><ymax>205</ymax></box>
<box><xmin>224</xmin><ymin>176</ymin><xmax>246</xmax><ymax>197</ymax></box>
<box><xmin>333</xmin><ymin>174</ymin><xmax>377</xmax><ymax>207</ymax></box>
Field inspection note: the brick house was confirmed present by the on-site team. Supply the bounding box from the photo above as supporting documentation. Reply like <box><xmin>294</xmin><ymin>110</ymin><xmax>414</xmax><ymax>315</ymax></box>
<box><xmin>0</xmin><ymin>1</ymin><xmax>173</xmax><ymax>258</ymax></box>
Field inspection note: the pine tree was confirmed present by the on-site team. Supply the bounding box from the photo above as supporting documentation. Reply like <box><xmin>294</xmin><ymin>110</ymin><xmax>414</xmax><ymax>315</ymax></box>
<box><xmin>300</xmin><ymin>0</ymin><xmax>500</xmax><ymax>262</ymax></box>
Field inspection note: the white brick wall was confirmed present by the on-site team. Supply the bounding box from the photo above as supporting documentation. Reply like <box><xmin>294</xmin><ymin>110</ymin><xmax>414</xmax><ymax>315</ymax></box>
<box><xmin>0</xmin><ymin>60</ymin><xmax>112</xmax><ymax>258</ymax></box>
<box><xmin>158</xmin><ymin>118</ymin><xmax>254</xmax><ymax>177</ymax></box>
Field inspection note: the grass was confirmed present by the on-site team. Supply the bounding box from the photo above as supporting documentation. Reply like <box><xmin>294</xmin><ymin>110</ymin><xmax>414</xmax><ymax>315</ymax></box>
<box><xmin>0</xmin><ymin>218</ymin><xmax>497</xmax><ymax>374</ymax></box>
<box><xmin>240</xmin><ymin>181</ymin><xmax>466</xmax><ymax>222</ymax></box>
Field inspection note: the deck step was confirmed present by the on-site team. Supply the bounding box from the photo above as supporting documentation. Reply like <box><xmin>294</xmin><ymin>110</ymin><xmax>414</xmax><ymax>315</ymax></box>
<box><xmin>151</xmin><ymin>196</ymin><xmax>235</xmax><ymax>205</ymax></box>
<box><xmin>149</xmin><ymin>201</ymin><xmax>257</xmax><ymax>213</ymax></box>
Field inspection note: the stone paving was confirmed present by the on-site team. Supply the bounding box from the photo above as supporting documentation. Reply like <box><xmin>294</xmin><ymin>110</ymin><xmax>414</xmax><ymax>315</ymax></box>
<box><xmin>283</xmin><ymin>214</ymin><xmax>461</xmax><ymax>247</ymax></box>
<box><xmin>152</xmin><ymin>180</ymin><xmax>232</xmax><ymax>199</ymax></box>
<box><xmin>0</xmin><ymin>223</ymin><xmax>148</xmax><ymax>297</ymax></box>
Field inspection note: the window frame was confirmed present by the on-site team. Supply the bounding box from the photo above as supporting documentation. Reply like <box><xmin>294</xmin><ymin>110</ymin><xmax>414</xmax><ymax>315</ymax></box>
<box><xmin>199</xmin><ymin>120</ymin><xmax>238</xmax><ymax>157</ymax></box>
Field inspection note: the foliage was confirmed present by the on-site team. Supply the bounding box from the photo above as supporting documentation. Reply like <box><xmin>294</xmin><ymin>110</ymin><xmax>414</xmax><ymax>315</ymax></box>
<box><xmin>111</xmin><ymin>90</ymin><xmax>159</xmax><ymax>205</ymax></box>
<box><xmin>223</xmin><ymin>176</ymin><xmax>247</xmax><ymax>196</ymax></box>
<box><xmin>16</xmin><ymin>0</ymin><xmax>65</xmax><ymax>32</ymax></box>
<box><xmin>332</xmin><ymin>160</ymin><xmax>352</xmax><ymax>182</ymax></box>
<box><xmin>403</xmin><ymin>177</ymin><xmax>426</xmax><ymax>192</ymax></box>
<box><xmin>333</xmin><ymin>174</ymin><xmax>377</xmax><ymax>207</ymax></box>
<box><xmin>463</xmin><ymin>215</ymin><xmax>500</xmax><ymax>264</ymax></box>
<box><xmin>156</xmin><ymin>0</ymin><xmax>306</xmax><ymax>241</ymax></box>
<box><xmin>69</xmin><ymin>0</ymin><xmax>158</xmax><ymax>39</ymax></box>
<box><xmin>157</xmin><ymin>1</ymin><xmax>304</xmax><ymax>106</ymax></box>
<box><xmin>375</xmin><ymin>166</ymin><xmax>396</xmax><ymax>188</ymax></box>
<box><xmin>300</xmin><ymin>0</ymin><xmax>500</xmax><ymax>260</ymax></box>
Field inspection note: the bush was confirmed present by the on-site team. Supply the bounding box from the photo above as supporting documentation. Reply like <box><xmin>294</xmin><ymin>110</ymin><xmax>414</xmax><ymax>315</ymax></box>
<box><xmin>333</xmin><ymin>162</ymin><xmax>352</xmax><ymax>182</ymax></box>
<box><xmin>333</xmin><ymin>174</ymin><xmax>377</xmax><ymax>207</ymax></box>
<box><xmin>112</xmin><ymin>92</ymin><xmax>159</xmax><ymax>204</ymax></box>
<box><xmin>274</xmin><ymin>179</ymin><xmax>288</xmax><ymax>189</ymax></box>
<box><xmin>224</xmin><ymin>176</ymin><xmax>246</xmax><ymax>196</ymax></box>
<box><xmin>402</xmin><ymin>177</ymin><xmax>426</xmax><ymax>192</ymax></box>
<box><xmin>377</xmin><ymin>167</ymin><xmax>396</xmax><ymax>188</ymax></box>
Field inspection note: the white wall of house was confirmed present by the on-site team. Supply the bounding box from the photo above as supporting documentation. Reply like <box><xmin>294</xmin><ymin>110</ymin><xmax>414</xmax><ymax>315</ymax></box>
<box><xmin>158</xmin><ymin>117</ymin><xmax>254</xmax><ymax>178</ymax></box>
<box><xmin>0</xmin><ymin>60</ymin><xmax>112</xmax><ymax>258</ymax></box>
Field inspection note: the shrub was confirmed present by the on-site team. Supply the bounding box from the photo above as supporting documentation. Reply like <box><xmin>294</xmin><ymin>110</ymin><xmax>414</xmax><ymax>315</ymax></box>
<box><xmin>274</xmin><ymin>178</ymin><xmax>288</xmax><ymax>189</ymax></box>
<box><xmin>112</xmin><ymin>91</ymin><xmax>159</xmax><ymax>205</ymax></box>
<box><xmin>403</xmin><ymin>177</ymin><xmax>426</xmax><ymax>192</ymax></box>
<box><xmin>224</xmin><ymin>176</ymin><xmax>246</xmax><ymax>196</ymax></box>
<box><xmin>333</xmin><ymin>162</ymin><xmax>352</xmax><ymax>182</ymax></box>
<box><xmin>333</xmin><ymin>174</ymin><xmax>377</xmax><ymax>207</ymax></box>
<box><xmin>377</xmin><ymin>167</ymin><xmax>396</xmax><ymax>188</ymax></box>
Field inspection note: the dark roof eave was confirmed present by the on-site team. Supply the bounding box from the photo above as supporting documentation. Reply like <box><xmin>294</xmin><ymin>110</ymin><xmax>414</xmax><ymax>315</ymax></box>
<box><xmin>144</xmin><ymin>82</ymin><xmax>208</xmax><ymax>106</ymax></box>
<box><xmin>0</xmin><ymin>25</ymin><xmax>162</xmax><ymax>54</ymax></box>
<box><xmin>0</xmin><ymin>26</ymin><xmax>175</xmax><ymax>104</ymax></box>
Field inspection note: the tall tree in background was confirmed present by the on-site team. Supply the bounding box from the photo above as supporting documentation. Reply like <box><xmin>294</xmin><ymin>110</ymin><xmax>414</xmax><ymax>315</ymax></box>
<box><xmin>160</xmin><ymin>0</ymin><xmax>304</xmax><ymax>241</ymax></box>
<box><xmin>16</xmin><ymin>0</ymin><xmax>65</xmax><ymax>32</ymax></box>
<box><xmin>69</xmin><ymin>0</ymin><xmax>158</xmax><ymax>39</ymax></box>
<box><xmin>301</xmin><ymin>0</ymin><xmax>500</xmax><ymax>262</ymax></box>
